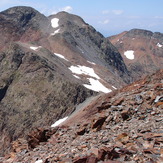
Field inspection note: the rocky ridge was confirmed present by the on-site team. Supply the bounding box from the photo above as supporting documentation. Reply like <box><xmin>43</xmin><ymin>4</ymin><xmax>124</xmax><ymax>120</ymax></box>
<box><xmin>1</xmin><ymin>69</ymin><xmax>162</xmax><ymax>163</ymax></box>
<box><xmin>0</xmin><ymin>6</ymin><xmax>131</xmax><ymax>156</ymax></box>
<box><xmin>108</xmin><ymin>29</ymin><xmax>163</xmax><ymax>80</ymax></box>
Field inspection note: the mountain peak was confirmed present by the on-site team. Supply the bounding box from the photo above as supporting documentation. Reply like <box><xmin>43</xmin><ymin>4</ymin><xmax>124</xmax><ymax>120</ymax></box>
<box><xmin>0</xmin><ymin>6</ymin><xmax>51</xmax><ymax>47</ymax></box>
<box><xmin>1</xmin><ymin>6</ymin><xmax>37</xmax><ymax>13</ymax></box>
<box><xmin>108</xmin><ymin>28</ymin><xmax>163</xmax><ymax>80</ymax></box>
<box><xmin>0</xmin><ymin>6</ymin><xmax>50</xmax><ymax>31</ymax></box>
<box><xmin>49</xmin><ymin>11</ymin><xmax>87</xmax><ymax>28</ymax></box>
<box><xmin>125</xmin><ymin>28</ymin><xmax>153</xmax><ymax>38</ymax></box>
<box><xmin>0</xmin><ymin>6</ymin><xmax>41</xmax><ymax>24</ymax></box>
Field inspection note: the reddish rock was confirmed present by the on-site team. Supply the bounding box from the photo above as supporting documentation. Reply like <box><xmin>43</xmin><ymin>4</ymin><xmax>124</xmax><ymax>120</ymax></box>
<box><xmin>91</xmin><ymin>116</ymin><xmax>107</xmax><ymax>130</ymax></box>
<box><xmin>103</xmin><ymin>161</ymin><xmax>121</xmax><ymax>163</ymax></box>
<box><xmin>112</xmin><ymin>97</ymin><xmax>124</xmax><ymax>106</ymax></box>
<box><xmin>73</xmin><ymin>156</ymin><xmax>87</xmax><ymax>163</ymax></box>
<box><xmin>27</xmin><ymin>128</ymin><xmax>51</xmax><ymax>149</ymax></box>
<box><xmin>1</xmin><ymin>68</ymin><xmax>162</xmax><ymax>163</ymax></box>
<box><xmin>116</xmin><ymin>133</ymin><xmax>129</xmax><ymax>144</ymax></box>
<box><xmin>97</xmin><ymin>103</ymin><xmax>111</xmax><ymax>112</ymax></box>
<box><xmin>86</xmin><ymin>154</ymin><xmax>98</xmax><ymax>163</ymax></box>
<box><xmin>76</xmin><ymin>127</ymin><xmax>87</xmax><ymax>136</ymax></box>
<box><xmin>98</xmin><ymin>148</ymin><xmax>108</xmax><ymax>161</ymax></box>
<box><xmin>121</xmin><ymin>110</ymin><xmax>130</xmax><ymax>121</ymax></box>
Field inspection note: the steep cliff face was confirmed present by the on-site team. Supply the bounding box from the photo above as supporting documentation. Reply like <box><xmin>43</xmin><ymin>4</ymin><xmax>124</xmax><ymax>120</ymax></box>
<box><xmin>108</xmin><ymin>29</ymin><xmax>163</xmax><ymax>80</ymax></box>
<box><xmin>0</xmin><ymin>6</ymin><xmax>131</xmax><ymax>156</ymax></box>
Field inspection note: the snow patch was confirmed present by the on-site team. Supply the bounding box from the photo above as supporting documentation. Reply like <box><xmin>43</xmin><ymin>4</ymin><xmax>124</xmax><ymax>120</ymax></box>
<box><xmin>157</xmin><ymin>43</ymin><xmax>162</xmax><ymax>48</ymax></box>
<box><xmin>117</xmin><ymin>39</ymin><xmax>119</xmax><ymax>42</ymax></box>
<box><xmin>83</xmin><ymin>78</ymin><xmax>112</xmax><ymax>93</ymax></box>
<box><xmin>154</xmin><ymin>96</ymin><xmax>162</xmax><ymax>103</ymax></box>
<box><xmin>87</xmin><ymin>61</ymin><xmax>96</xmax><ymax>65</ymax></box>
<box><xmin>69</xmin><ymin>65</ymin><xmax>100</xmax><ymax>79</ymax></box>
<box><xmin>77</xmin><ymin>46</ymin><xmax>84</xmax><ymax>54</ymax></box>
<box><xmin>51</xmin><ymin>28</ymin><xmax>60</xmax><ymax>35</ymax></box>
<box><xmin>112</xmin><ymin>86</ymin><xmax>117</xmax><ymax>89</ymax></box>
<box><xmin>120</xmin><ymin>41</ymin><xmax>123</xmax><ymax>43</ymax></box>
<box><xmin>54</xmin><ymin>53</ymin><xmax>68</xmax><ymax>61</ymax></box>
<box><xmin>30</xmin><ymin>46</ymin><xmax>42</xmax><ymax>51</ymax></box>
<box><xmin>73</xmin><ymin>75</ymin><xmax>81</xmax><ymax>79</ymax></box>
<box><xmin>132</xmin><ymin>38</ymin><xmax>135</xmax><ymax>40</ymax></box>
<box><xmin>51</xmin><ymin>117</ymin><xmax>68</xmax><ymax>128</ymax></box>
<box><xmin>124</xmin><ymin>50</ymin><xmax>134</xmax><ymax>60</ymax></box>
<box><xmin>51</xmin><ymin>18</ymin><xmax>59</xmax><ymax>28</ymax></box>
<box><xmin>35</xmin><ymin>160</ymin><xmax>43</xmax><ymax>163</ymax></box>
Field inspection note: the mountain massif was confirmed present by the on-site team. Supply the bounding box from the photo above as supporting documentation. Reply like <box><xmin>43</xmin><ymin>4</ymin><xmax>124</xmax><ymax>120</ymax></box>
<box><xmin>0</xmin><ymin>6</ymin><xmax>162</xmax><ymax>163</ymax></box>
<box><xmin>0</xmin><ymin>6</ymin><xmax>130</xmax><ymax>156</ymax></box>
<box><xmin>108</xmin><ymin>29</ymin><xmax>163</xmax><ymax>79</ymax></box>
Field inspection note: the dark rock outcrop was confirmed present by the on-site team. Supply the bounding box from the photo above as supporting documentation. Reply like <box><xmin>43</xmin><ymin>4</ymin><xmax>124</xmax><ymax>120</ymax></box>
<box><xmin>50</xmin><ymin>12</ymin><xmax>130</xmax><ymax>83</ymax></box>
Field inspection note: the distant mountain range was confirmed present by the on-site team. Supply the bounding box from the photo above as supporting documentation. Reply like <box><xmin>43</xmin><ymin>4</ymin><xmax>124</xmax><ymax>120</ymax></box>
<box><xmin>0</xmin><ymin>6</ymin><xmax>162</xmax><ymax>160</ymax></box>
<box><xmin>108</xmin><ymin>29</ymin><xmax>163</xmax><ymax>79</ymax></box>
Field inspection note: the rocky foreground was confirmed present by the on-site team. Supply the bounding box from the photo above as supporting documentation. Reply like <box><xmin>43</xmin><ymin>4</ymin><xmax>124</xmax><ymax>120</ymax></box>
<box><xmin>1</xmin><ymin>70</ymin><xmax>162</xmax><ymax>163</ymax></box>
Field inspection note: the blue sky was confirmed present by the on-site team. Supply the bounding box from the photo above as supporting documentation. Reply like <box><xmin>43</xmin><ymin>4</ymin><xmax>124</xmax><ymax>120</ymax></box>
<box><xmin>0</xmin><ymin>0</ymin><xmax>163</xmax><ymax>36</ymax></box>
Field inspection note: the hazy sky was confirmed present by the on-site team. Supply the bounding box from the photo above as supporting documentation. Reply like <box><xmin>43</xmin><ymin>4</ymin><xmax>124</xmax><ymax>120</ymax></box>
<box><xmin>0</xmin><ymin>0</ymin><xmax>163</xmax><ymax>36</ymax></box>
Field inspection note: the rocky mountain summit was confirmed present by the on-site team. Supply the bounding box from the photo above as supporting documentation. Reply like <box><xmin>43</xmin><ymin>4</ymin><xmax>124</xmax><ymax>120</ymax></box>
<box><xmin>1</xmin><ymin>69</ymin><xmax>162</xmax><ymax>163</ymax></box>
<box><xmin>108</xmin><ymin>29</ymin><xmax>163</xmax><ymax>80</ymax></box>
<box><xmin>0</xmin><ymin>6</ymin><xmax>163</xmax><ymax>162</ymax></box>
<box><xmin>0</xmin><ymin>6</ymin><xmax>131</xmax><ymax>156</ymax></box>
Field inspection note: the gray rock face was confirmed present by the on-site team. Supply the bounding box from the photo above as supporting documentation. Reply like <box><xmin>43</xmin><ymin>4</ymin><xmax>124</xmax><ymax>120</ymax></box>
<box><xmin>0</xmin><ymin>6</ymin><xmax>51</xmax><ymax>33</ymax></box>
<box><xmin>51</xmin><ymin>12</ymin><xmax>130</xmax><ymax>83</ymax></box>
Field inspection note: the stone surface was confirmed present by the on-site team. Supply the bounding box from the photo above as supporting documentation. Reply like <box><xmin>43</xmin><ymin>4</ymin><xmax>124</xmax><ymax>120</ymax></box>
<box><xmin>0</xmin><ymin>69</ymin><xmax>162</xmax><ymax>163</ymax></box>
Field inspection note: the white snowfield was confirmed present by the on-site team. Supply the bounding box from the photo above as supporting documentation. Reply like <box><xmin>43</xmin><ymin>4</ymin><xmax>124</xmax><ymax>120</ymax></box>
<box><xmin>87</xmin><ymin>61</ymin><xmax>96</xmax><ymax>65</ymax></box>
<box><xmin>51</xmin><ymin>28</ymin><xmax>60</xmax><ymax>35</ymax></box>
<box><xmin>69</xmin><ymin>65</ymin><xmax>111</xmax><ymax>93</ymax></box>
<box><xmin>83</xmin><ymin>78</ymin><xmax>112</xmax><ymax>93</ymax></box>
<box><xmin>73</xmin><ymin>75</ymin><xmax>81</xmax><ymax>79</ymax></box>
<box><xmin>112</xmin><ymin>86</ymin><xmax>117</xmax><ymax>89</ymax></box>
<box><xmin>157</xmin><ymin>43</ymin><xmax>162</xmax><ymax>48</ymax></box>
<box><xmin>51</xmin><ymin>117</ymin><xmax>68</xmax><ymax>128</ymax></box>
<box><xmin>54</xmin><ymin>53</ymin><xmax>68</xmax><ymax>61</ymax></box>
<box><xmin>69</xmin><ymin>65</ymin><xmax>100</xmax><ymax>79</ymax></box>
<box><xmin>30</xmin><ymin>46</ymin><xmax>42</xmax><ymax>51</ymax></box>
<box><xmin>35</xmin><ymin>160</ymin><xmax>43</xmax><ymax>163</ymax></box>
<box><xmin>51</xmin><ymin>18</ymin><xmax>59</xmax><ymax>28</ymax></box>
<box><xmin>124</xmin><ymin>50</ymin><xmax>135</xmax><ymax>60</ymax></box>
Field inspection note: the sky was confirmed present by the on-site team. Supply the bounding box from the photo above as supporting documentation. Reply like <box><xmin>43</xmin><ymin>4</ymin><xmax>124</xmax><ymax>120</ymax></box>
<box><xmin>0</xmin><ymin>0</ymin><xmax>163</xmax><ymax>36</ymax></box>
